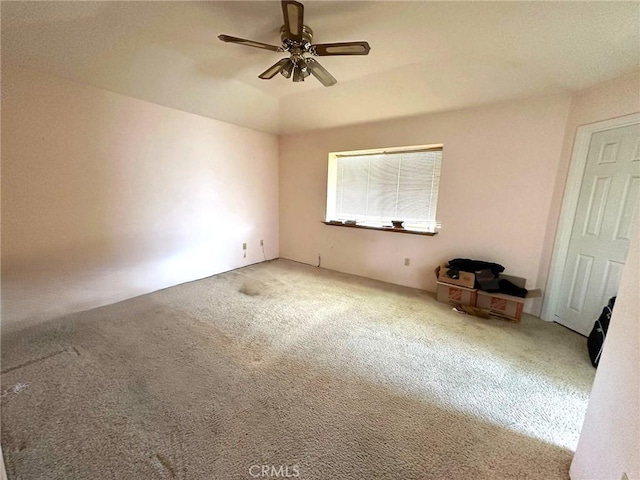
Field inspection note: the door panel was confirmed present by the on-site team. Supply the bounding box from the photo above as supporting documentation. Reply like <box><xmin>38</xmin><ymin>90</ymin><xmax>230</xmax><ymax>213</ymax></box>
<box><xmin>601</xmin><ymin>260</ymin><xmax>624</xmax><ymax>303</ymax></box>
<box><xmin>567</xmin><ymin>253</ymin><xmax>593</xmax><ymax>313</ymax></box>
<box><xmin>556</xmin><ymin>123</ymin><xmax>640</xmax><ymax>335</ymax></box>
<box><xmin>583</xmin><ymin>176</ymin><xmax>611</xmax><ymax>236</ymax></box>
<box><xmin>614</xmin><ymin>175</ymin><xmax>640</xmax><ymax>240</ymax></box>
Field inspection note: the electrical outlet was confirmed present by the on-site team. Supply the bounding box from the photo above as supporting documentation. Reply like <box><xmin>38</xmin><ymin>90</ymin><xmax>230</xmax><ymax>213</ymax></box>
<box><xmin>242</xmin><ymin>243</ymin><xmax>247</xmax><ymax>250</ymax></box>
<box><xmin>260</xmin><ymin>239</ymin><xmax>264</xmax><ymax>246</ymax></box>
<box><xmin>404</xmin><ymin>258</ymin><xmax>410</xmax><ymax>266</ymax></box>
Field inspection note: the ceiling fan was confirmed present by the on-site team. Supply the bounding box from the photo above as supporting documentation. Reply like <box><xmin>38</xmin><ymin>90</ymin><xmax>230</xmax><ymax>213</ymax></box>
<box><xmin>218</xmin><ymin>0</ymin><xmax>371</xmax><ymax>87</ymax></box>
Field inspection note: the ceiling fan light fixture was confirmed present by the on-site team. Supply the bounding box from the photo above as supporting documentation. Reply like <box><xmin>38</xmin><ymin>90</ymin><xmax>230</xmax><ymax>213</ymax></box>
<box><xmin>280</xmin><ymin>59</ymin><xmax>295</xmax><ymax>78</ymax></box>
<box><xmin>298</xmin><ymin>58</ymin><xmax>311</xmax><ymax>79</ymax></box>
<box><xmin>292</xmin><ymin>65</ymin><xmax>305</xmax><ymax>82</ymax></box>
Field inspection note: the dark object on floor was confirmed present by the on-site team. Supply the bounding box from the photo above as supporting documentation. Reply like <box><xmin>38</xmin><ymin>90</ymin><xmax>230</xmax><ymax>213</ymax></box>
<box><xmin>448</xmin><ymin>258</ymin><xmax>505</xmax><ymax>276</ymax></box>
<box><xmin>587</xmin><ymin>296</ymin><xmax>616</xmax><ymax>368</ymax></box>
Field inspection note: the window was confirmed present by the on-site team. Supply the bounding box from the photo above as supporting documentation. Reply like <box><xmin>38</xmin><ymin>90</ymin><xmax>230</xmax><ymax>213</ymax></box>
<box><xmin>325</xmin><ymin>145</ymin><xmax>442</xmax><ymax>233</ymax></box>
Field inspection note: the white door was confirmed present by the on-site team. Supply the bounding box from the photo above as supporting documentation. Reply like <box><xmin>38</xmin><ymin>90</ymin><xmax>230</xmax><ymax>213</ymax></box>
<box><xmin>555</xmin><ymin>123</ymin><xmax>640</xmax><ymax>335</ymax></box>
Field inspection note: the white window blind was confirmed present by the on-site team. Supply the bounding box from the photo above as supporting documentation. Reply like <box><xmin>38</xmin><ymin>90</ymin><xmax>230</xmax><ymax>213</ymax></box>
<box><xmin>330</xmin><ymin>148</ymin><xmax>442</xmax><ymax>231</ymax></box>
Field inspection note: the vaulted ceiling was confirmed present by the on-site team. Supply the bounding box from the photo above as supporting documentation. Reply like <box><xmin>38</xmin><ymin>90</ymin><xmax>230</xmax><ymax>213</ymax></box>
<box><xmin>3</xmin><ymin>1</ymin><xmax>639</xmax><ymax>134</ymax></box>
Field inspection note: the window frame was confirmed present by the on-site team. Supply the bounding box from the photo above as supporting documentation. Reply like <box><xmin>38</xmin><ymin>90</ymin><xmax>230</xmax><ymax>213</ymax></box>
<box><xmin>325</xmin><ymin>144</ymin><xmax>443</xmax><ymax>236</ymax></box>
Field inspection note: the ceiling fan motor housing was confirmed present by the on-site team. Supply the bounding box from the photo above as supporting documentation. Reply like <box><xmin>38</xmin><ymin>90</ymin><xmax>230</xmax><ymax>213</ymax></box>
<box><xmin>281</xmin><ymin>25</ymin><xmax>313</xmax><ymax>49</ymax></box>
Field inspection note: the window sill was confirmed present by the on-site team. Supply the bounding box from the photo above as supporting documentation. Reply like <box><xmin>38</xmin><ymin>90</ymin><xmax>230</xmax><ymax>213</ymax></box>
<box><xmin>322</xmin><ymin>221</ymin><xmax>438</xmax><ymax>236</ymax></box>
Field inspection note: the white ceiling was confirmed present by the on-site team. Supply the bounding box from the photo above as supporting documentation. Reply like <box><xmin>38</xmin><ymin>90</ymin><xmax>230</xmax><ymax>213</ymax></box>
<box><xmin>3</xmin><ymin>1</ymin><xmax>639</xmax><ymax>134</ymax></box>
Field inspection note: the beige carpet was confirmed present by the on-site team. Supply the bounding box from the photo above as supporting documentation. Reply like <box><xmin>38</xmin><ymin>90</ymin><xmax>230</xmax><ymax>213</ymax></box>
<box><xmin>1</xmin><ymin>259</ymin><xmax>594</xmax><ymax>479</ymax></box>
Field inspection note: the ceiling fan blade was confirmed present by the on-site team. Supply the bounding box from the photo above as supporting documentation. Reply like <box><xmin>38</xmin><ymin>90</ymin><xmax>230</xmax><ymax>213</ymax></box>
<box><xmin>281</xmin><ymin>0</ymin><xmax>304</xmax><ymax>42</ymax></box>
<box><xmin>311</xmin><ymin>42</ymin><xmax>371</xmax><ymax>56</ymax></box>
<box><xmin>259</xmin><ymin>59</ymin><xmax>290</xmax><ymax>79</ymax></box>
<box><xmin>305</xmin><ymin>58</ymin><xmax>337</xmax><ymax>87</ymax></box>
<box><xmin>218</xmin><ymin>34</ymin><xmax>281</xmax><ymax>52</ymax></box>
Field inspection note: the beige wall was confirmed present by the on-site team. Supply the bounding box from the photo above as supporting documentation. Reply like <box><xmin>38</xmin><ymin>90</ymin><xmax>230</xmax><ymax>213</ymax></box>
<box><xmin>1</xmin><ymin>65</ymin><xmax>279</xmax><ymax>324</ymax></box>
<box><xmin>279</xmin><ymin>93</ymin><xmax>571</xmax><ymax>314</ymax></box>
<box><xmin>565</xmin><ymin>73</ymin><xmax>640</xmax><ymax>480</ymax></box>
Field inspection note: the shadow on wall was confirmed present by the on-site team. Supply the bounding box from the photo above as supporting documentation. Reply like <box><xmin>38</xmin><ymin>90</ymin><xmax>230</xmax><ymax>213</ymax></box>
<box><xmin>1</xmin><ymin>233</ymin><xmax>247</xmax><ymax>326</ymax></box>
<box><xmin>1</xmin><ymin>65</ymin><xmax>278</xmax><ymax>325</ymax></box>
